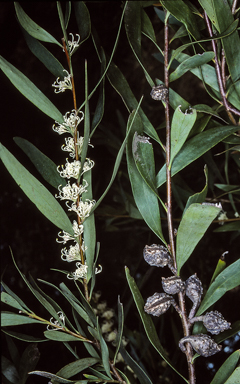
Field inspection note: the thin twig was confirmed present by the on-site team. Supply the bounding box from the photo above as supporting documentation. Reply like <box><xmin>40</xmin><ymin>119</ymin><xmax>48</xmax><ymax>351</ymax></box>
<box><xmin>164</xmin><ymin>12</ymin><xmax>196</xmax><ymax>384</ymax></box>
<box><xmin>204</xmin><ymin>11</ymin><xmax>240</xmax><ymax>123</ymax></box>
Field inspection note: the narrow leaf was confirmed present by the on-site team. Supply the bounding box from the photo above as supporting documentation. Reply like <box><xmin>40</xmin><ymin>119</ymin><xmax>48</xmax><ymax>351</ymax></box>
<box><xmin>125</xmin><ymin>267</ymin><xmax>188</xmax><ymax>383</ymax></box>
<box><xmin>119</xmin><ymin>347</ymin><xmax>153</xmax><ymax>384</ymax></box>
<box><xmin>1</xmin><ymin>312</ymin><xmax>44</xmax><ymax>327</ymax></box>
<box><xmin>44</xmin><ymin>331</ymin><xmax>81</xmax><ymax>342</ymax></box>
<box><xmin>176</xmin><ymin>204</ymin><xmax>221</xmax><ymax>273</ymax></box>
<box><xmin>0</xmin><ymin>143</ymin><xmax>73</xmax><ymax>235</ymax></box>
<box><xmin>224</xmin><ymin>367</ymin><xmax>240</xmax><ymax>384</ymax></box>
<box><xmin>156</xmin><ymin>125</ymin><xmax>239</xmax><ymax>188</ymax></box>
<box><xmin>2</xmin><ymin>329</ymin><xmax>47</xmax><ymax>343</ymax></box>
<box><xmin>1</xmin><ymin>282</ymin><xmax>32</xmax><ymax>313</ymax></box>
<box><xmin>14</xmin><ymin>137</ymin><xmax>66</xmax><ymax>189</ymax></box>
<box><xmin>97</xmin><ymin>319</ymin><xmax>112</xmax><ymax>378</ymax></box>
<box><xmin>113</xmin><ymin>297</ymin><xmax>124</xmax><ymax>365</ymax></box>
<box><xmin>1</xmin><ymin>356</ymin><xmax>19</xmax><ymax>384</ymax></box>
<box><xmin>0</xmin><ymin>55</ymin><xmax>63</xmax><ymax>122</ymax></box>
<box><xmin>1</xmin><ymin>292</ymin><xmax>26</xmax><ymax>312</ymax></box>
<box><xmin>170</xmin><ymin>52</ymin><xmax>214</xmax><ymax>82</ymax></box>
<box><xmin>197</xmin><ymin>258</ymin><xmax>240</xmax><ymax>315</ymax></box>
<box><xmin>210</xmin><ymin>350</ymin><xmax>240</xmax><ymax>384</ymax></box>
<box><xmin>14</xmin><ymin>3</ymin><xmax>62</xmax><ymax>46</ymax></box>
<box><xmin>29</xmin><ymin>371</ymin><xmax>74</xmax><ymax>383</ymax></box>
<box><xmin>57</xmin><ymin>358</ymin><xmax>99</xmax><ymax>379</ymax></box>
<box><xmin>74</xmin><ymin>2</ymin><xmax>91</xmax><ymax>44</ymax></box>
<box><xmin>170</xmin><ymin>106</ymin><xmax>197</xmax><ymax>167</ymax></box>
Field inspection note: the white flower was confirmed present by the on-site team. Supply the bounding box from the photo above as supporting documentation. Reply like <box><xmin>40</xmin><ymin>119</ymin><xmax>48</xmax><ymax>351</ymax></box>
<box><xmin>61</xmin><ymin>243</ymin><xmax>81</xmax><ymax>262</ymax></box>
<box><xmin>47</xmin><ymin>311</ymin><xmax>65</xmax><ymax>330</ymax></box>
<box><xmin>57</xmin><ymin>159</ymin><xmax>81</xmax><ymax>179</ymax></box>
<box><xmin>52</xmin><ymin>70</ymin><xmax>73</xmax><ymax>93</ymax></box>
<box><xmin>61</xmin><ymin>136</ymin><xmax>84</xmax><ymax>158</ymax></box>
<box><xmin>66</xmin><ymin>199</ymin><xmax>96</xmax><ymax>220</ymax></box>
<box><xmin>82</xmin><ymin>158</ymin><xmax>95</xmax><ymax>174</ymax></box>
<box><xmin>72</xmin><ymin>220</ymin><xmax>84</xmax><ymax>236</ymax></box>
<box><xmin>67</xmin><ymin>262</ymin><xmax>88</xmax><ymax>280</ymax></box>
<box><xmin>56</xmin><ymin>180</ymin><xmax>88</xmax><ymax>201</ymax></box>
<box><xmin>53</xmin><ymin>110</ymin><xmax>84</xmax><ymax>135</ymax></box>
<box><xmin>56</xmin><ymin>221</ymin><xmax>83</xmax><ymax>244</ymax></box>
<box><xmin>66</xmin><ymin>33</ymin><xmax>80</xmax><ymax>55</ymax></box>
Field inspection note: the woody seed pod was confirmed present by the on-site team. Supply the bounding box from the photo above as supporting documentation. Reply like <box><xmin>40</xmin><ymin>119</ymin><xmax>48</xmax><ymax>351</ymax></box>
<box><xmin>162</xmin><ymin>276</ymin><xmax>185</xmax><ymax>295</ymax></box>
<box><xmin>150</xmin><ymin>84</ymin><xmax>168</xmax><ymax>102</ymax></box>
<box><xmin>144</xmin><ymin>292</ymin><xmax>174</xmax><ymax>317</ymax></box>
<box><xmin>143</xmin><ymin>244</ymin><xmax>171</xmax><ymax>268</ymax></box>
<box><xmin>203</xmin><ymin>311</ymin><xmax>231</xmax><ymax>335</ymax></box>
<box><xmin>179</xmin><ymin>334</ymin><xmax>222</xmax><ymax>357</ymax></box>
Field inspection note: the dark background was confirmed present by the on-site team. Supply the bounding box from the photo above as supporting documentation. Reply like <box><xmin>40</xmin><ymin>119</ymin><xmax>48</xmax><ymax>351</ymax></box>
<box><xmin>1</xmin><ymin>2</ymin><xmax>239</xmax><ymax>384</ymax></box>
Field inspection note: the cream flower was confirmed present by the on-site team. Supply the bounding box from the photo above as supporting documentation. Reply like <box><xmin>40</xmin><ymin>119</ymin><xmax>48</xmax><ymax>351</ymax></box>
<box><xmin>56</xmin><ymin>220</ymin><xmax>83</xmax><ymax>244</ymax></box>
<box><xmin>61</xmin><ymin>243</ymin><xmax>81</xmax><ymax>262</ymax></box>
<box><xmin>66</xmin><ymin>199</ymin><xmax>96</xmax><ymax>221</ymax></box>
<box><xmin>67</xmin><ymin>262</ymin><xmax>88</xmax><ymax>280</ymax></box>
<box><xmin>61</xmin><ymin>136</ymin><xmax>84</xmax><ymax>158</ymax></box>
<box><xmin>53</xmin><ymin>110</ymin><xmax>84</xmax><ymax>135</ymax></box>
<box><xmin>52</xmin><ymin>70</ymin><xmax>73</xmax><ymax>93</ymax></box>
<box><xmin>57</xmin><ymin>159</ymin><xmax>81</xmax><ymax>179</ymax></box>
<box><xmin>66</xmin><ymin>33</ymin><xmax>80</xmax><ymax>55</ymax></box>
<box><xmin>47</xmin><ymin>311</ymin><xmax>65</xmax><ymax>330</ymax></box>
<box><xmin>56</xmin><ymin>180</ymin><xmax>88</xmax><ymax>201</ymax></box>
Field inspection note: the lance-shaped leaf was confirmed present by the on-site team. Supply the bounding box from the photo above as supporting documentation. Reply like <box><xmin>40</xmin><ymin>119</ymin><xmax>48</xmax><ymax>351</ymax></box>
<box><xmin>170</xmin><ymin>106</ymin><xmax>197</xmax><ymax>167</ymax></box>
<box><xmin>119</xmin><ymin>347</ymin><xmax>153</xmax><ymax>384</ymax></box>
<box><xmin>1</xmin><ymin>292</ymin><xmax>27</xmax><ymax>313</ymax></box>
<box><xmin>0</xmin><ymin>55</ymin><xmax>63</xmax><ymax>123</ymax></box>
<box><xmin>1</xmin><ymin>356</ymin><xmax>19</xmax><ymax>384</ymax></box>
<box><xmin>97</xmin><ymin>319</ymin><xmax>112</xmax><ymax>379</ymax></box>
<box><xmin>14</xmin><ymin>3</ymin><xmax>61</xmax><ymax>46</ymax></box>
<box><xmin>44</xmin><ymin>331</ymin><xmax>82</xmax><ymax>342</ymax></box>
<box><xmin>56</xmin><ymin>358</ymin><xmax>99</xmax><ymax>379</ymax></box>
<box><xmin>0</xmin><ymin>143</ymin><xmax>74</xmax><ymax>235</ymax></box>
<box><xmin>113</xmin><ymin>297</ymin><xmax>124</xmax><ymax>365</ymax></box>
<box><xmin>126</xmin><ymin>112</ymin><xmax>165</xmax><ymax>244</ymax></box>
<box><xmin>156</xmin><ymin>125</ymin><xmax>239</xmax><ymax>188</ymax></box>
<box><xmin>196</xmin><ymin>258</ymin><xmax>240</xmax><ymax>315</ymax></box>
<box><xmin>14</xmin><ymin>137</ymin><xmax>66</xmax><ymax>190</ymax></box>
<box><xmin>74</xmin><ymin>2</ymin><xmax>91</xmax><ymax>44</ymax></box>
<box><xmin>176</xmin><ymin>203</ymin><xmax>221</xmax><ymax>273</ymax></box>
<box><xmin>1</xmin><ymin>312</ymin><xmax>44</xmax><ymax>327</ymax></box>
<box><xmin>2</xmin><ymin>329</ymin><xmax>47</xmax><ymax>343</ymax></box>
<box><xmin>125</xmin><ymin>267</ymin><xmax>188</xmax><ymax>383</ymax></box>
<box><xmin>29</xmin><ymin>371</ymin><xmax>74</xmax><ymax>383</ymax></box>
<box><xmin>210</xmin><ymin>350</ymin><xmax>240</xmax><ymax>384</ymax></box>
<box><xmin>170</xmin><ymin>52</ymin><xmax>214</xmax><ymax>82</ymax></box>
<box><xmin>224</xmin><ymin>367</ymin><xmax>240</xmax><ymax>384</ymax></box>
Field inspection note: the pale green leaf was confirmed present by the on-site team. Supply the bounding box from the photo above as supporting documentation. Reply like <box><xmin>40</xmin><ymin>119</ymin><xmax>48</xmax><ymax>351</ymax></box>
<box><xmin>1</xmin><ymin>312</ymin><xmax>44</xmax><ymax>327</ymax></box>
<box><xmin>210</xmin><ymin>350</ymin><xmax>240</xmax><ymax>384</ymax></box>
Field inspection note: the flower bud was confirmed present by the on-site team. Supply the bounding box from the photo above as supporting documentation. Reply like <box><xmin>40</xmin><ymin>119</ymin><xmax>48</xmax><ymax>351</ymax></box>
<box><xmin>162</xmin><ymin>276</ymin><xmax>185</xmax><ymax>295</ymax></box>
<box><xmin>179</xmin><ymin>334</ymin><xmax>222</xmax><ymax>357</ymax></box>
<box><xmin>143</xmin><ymin>244</ymin><xmax>171</xmax><ymax>268</ymax></box>
<box><xmin>203</xmin><ymin>311</ymin><xmax>231</xmax><ymax>335</ymax></box>
<box><xmin>144</xmin><ymin>293</ymin><xmax>174</xmax><ymax>317</ymax></box>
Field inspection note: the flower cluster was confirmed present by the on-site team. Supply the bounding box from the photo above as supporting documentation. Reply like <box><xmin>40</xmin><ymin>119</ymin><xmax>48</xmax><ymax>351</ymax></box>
<box><xmin>52</xmin><ymin>61</ymin><xmax>98</xmax><ymax>280</ymax></box>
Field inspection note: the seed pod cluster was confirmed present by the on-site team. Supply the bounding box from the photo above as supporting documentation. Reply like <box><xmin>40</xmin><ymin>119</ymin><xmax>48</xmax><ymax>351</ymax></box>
<box><xmin>179</xmin><ymin>334</ymin><xmax>222</xmax><ymax>357</ymax></box>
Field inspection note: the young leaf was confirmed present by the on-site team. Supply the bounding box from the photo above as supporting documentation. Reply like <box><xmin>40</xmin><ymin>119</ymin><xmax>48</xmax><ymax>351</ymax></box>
<box><xmin>176</xmin><ymin>203</ymin><xmax>221</xmax><ymax>273</ymax></box>
<box><xmin>210</xmin><ymin>256</ymin><xmax>226</xmax><ymax>284</ymax></box>
<box><xmin>169</xmin><ymin>52</ymin><xmax>215</xmax><ymax>82</ymax></box>
<box><xmin>196</xmin><ymin>258</ymin><xmax>240</xmax><ymax>315</ymax></box>
<box><xmin>125</xmin><ymin>267</ymin><xmax>188</xmax><ymax>383</ymax></box>
<box><xmin>14</xmin><ymin>137</ymin><xmax>66</xmax><ymax>189</ymax></box>
<box><xmin>0</xmin><ymin>143</ymin><xmax>74</xmax><ymax>235</ymax></box>
<box><xmin>126</xmin><ymin>112</ymin><xmax>166</xmax><ymax>244</ymax></box>
<box><xmin>156</xmin><ymin>125</ymin><xmax>240</xmax><ymax>188</ymax></box>
<box><xmin>209</xmin><ymin>349</ymin><xmax>240</xmax><ymax>384</ymax></box>
<box><xmin>0</xmin><ymin>55</ymin><xmax>64</xmax><ymax>123</ymax></box>
<box><xmin>14</xmin><ymin>3</ymin><xmax>62</xmax><ymax>46</ymax></box>
<box><xmin>170</xmin><ymin>106</ymin><xmax>197</xmax><ymax>167</ymax></box>
<box><xmin>1</xmin><ymin>312</ymin><xmax>44</xmax><ymax>327</ymax></box>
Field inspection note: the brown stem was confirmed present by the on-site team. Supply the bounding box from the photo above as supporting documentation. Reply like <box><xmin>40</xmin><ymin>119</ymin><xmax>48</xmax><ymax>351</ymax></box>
<box><xmin>164</xmin><ymin>12</ymin><xmax>196</xmax><ymax>384</ymax></box>
<box><xmin>204</xmin><ymin>11</ymin><xmax>239</xmax><ymax>124</ymax></box>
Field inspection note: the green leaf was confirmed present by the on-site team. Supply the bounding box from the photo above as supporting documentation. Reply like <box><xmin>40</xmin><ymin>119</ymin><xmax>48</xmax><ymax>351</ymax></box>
<box><xmin>74</xmin><ymin>2</ymin><xmax>91</xmax><ymax>44</ymax></box>
<box><xmin>214</xmin><ymin>221</ymin><xmax>240</xmax><ymax>232</ymax></box>
<box><xmin>97</xmin><ymin>319</ymin><xmax>112</xmax><ymax>379</ymax></box>
<box><xmin>1</xmin><ymin>292</ymin><xmax>27</xmax><ymax>313</ymax></box>
<box><xmin>184</xmin><ymin>166</ymin><xmax>208</xmax><ymax>214</ymax></box>
<box><xmin>14</xmin><ymin>3</ymin><xmax>61</xmax><ymax>46</ymax></box>
<box><xmin>0</xmin><ymin>143</ymin><xmax>73</xmax><ymax>235</ymax></box>
<box><xmin>126</xmin><ymin>112</ymin><xmax>166</xmax><ymax>244</ymax></box>
<box><xmin>1</xmin><ymin>312</ymin><xmax>44</xmax><ymax>327</ymax></box>
<box><xmin>1</xmin><ymin>356</ymin><xmax>20</xmax><ymax>384</ymax></box>
<box><xmin>197</xmin><ymin>258</ymin><xmax>240</xmax><ymax>315</ymax></box>
<box><xmin>113</xmin><ymin>297</ymin><xmax>124</xmax><ymax>365</ymax></box>
<box><xmin>170</xmin><ymin>106</ymin><xmax>197</xmax><ymax>167</ymax></box>
<box><xmin>141</xmin><ymin>8</ymin><xmax>156</xmax><ymax>43</ymax></box>
<box><xmin>155</xmin><ymin>78</ymin><xmax>190</xmax><ymax>112</ymax></box>
<box><xmin>156</xmin><ymin>125</ymin><xmax>239</xmax><ymax>188</ymax></box>
<box><xmin>176</xmin><ymin>203</ymin><xmax>221</xmax><ymax>273</ymax></box>
<box><xmin>14</xmin><ymin>137</ymin><xmax>66</xmax><ymax>189</ymax></box>
<box><xmin>1</xmin><ymin>282</ymin><xmax>32</xmax><ymax>313</ymax></box>
<box><xmin>21</xmin><ymin>29</ymin><xmax>65</xmax><ymax>79</ymax></box>
<box><xmin>224</xmin><ymin>367</ymin><xmax>240</xmax><ymax>384</ymax></box>
<box><xmin>91</xmin><ymin>48</ymin><xmax>106</xmax><ymax>134</ymax></box>
<box><xmin>2</xmin><ymin>329</ymin><xmax>47</xmax><ymax>343</ymax></box>
<box><xmin>119</xmin><ymin>347</ymin><xmax>153</xmax><ymax>384</ymax></box>
<box><xmin>29</xmin><ymin>371</ymin><xmax>74</xmax><ymax>383</ymax></box>
<box><xmin>210</xmin><ymin>256</ymin><xmax>226</xmax><ymax>284</ymax></box>
<box><xmin>125</xmin><ymin>267</ymin><xmax>188</xmax><ymax>383</ymax></box>
<box><xmin>44</xmin><ymin>331</ymin><xmax>81</xmax><ymax>342</ymax></box>
<box><xmin>210</xmin><ymin>350</ymin><xmax>240</xmax><ymax>384</ymax></box>
<box><xmin>57</xmin><ymin>358</ymin><xmax>99</xmax><ymax>379</ymax></box>
<box><xmin>170</xmin><ymin>52</ymin><xmax>215</xmax><ymax>82</ymax></box>
<box><xmin>0</xmin><ymin>55</ymin><xmax>63</xmax><ymax>123</ymax></box>
<box><xmin>19</xmin><ymin>343</ymin><xmax>40</xmax><ymax>384</ymax></box>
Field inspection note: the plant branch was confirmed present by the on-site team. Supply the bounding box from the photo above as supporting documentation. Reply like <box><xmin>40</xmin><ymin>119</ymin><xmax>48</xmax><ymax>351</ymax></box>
<box><xmin>204</xmin><ymin>11</ymin><xmax>240</xmax><ymax>124</ymax></box>
<box><xmin>164</xmin><ymin>11</ymin><xmax>196</xmax><ymax>384</ymax></box>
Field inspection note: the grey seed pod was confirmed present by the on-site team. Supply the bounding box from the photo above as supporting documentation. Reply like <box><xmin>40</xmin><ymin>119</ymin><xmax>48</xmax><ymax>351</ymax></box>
<box><xmin>143</xmin><ymin>244</ymin><xmax>171</xmax><ymax>268</ymax></box>
<box><xmin>186</xmin><ymin>274</ymin><xmax>203</xmax><ymax>304</ymax></box>
<box><xmin>144</xmin><ymin>292</ymin><xmax>174</xmax><ymax>317</ymax></box>
<box><xmin>162</xmin><ymin>276</ymin><xmax>185</xmax><ymax>295</ymax></box>
<box><xmin>203</xmin><ymin>311</ymin><xmax>231</xmax><ymax>335</ymax></box>
<box><xmin>179</xmin><ymin>334</ymin><xmax>222</xmax><ymax>357</ymax></box>
<box><xmin>150</xmin><ymin>84</ymin><xmax>168</xmax><ymax>102</ymax></box>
